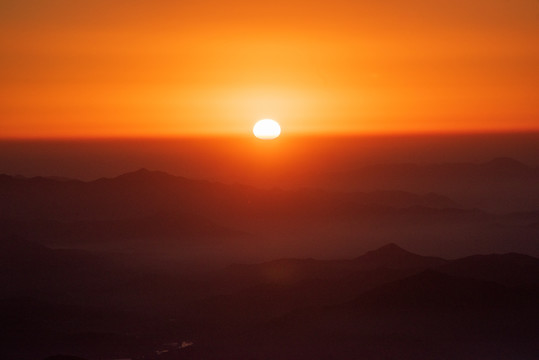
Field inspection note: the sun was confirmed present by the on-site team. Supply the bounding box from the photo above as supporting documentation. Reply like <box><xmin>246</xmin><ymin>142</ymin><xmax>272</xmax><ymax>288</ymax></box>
<box><xmin>253</xmin><ymin>119</ymin><xmax>281</xmax><ymax>140</ymax></box>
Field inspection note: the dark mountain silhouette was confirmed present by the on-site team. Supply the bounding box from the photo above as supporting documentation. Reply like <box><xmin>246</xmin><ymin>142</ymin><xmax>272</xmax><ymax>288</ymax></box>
<box><xmin>0</xmin><ymin>235</ymin><xmax>214</xmax><ymax>312</ymax></box>
<box><xmin>0</xmin><ymin>214</ymin><xmax>247</xmax><ymax>249</ymax></box>
<box><xmin>480</xmin><ymin>157</ymin><xmax>533</xmax><ymax>175</ymax></box>
<box><xmin>226</xmin><ymin>243</ymin><xmax>446</xmax><ymax>285</ymax></box>
<box><xmin>196</xmin><ymin>245</ymin><xmax>536</xmax><ymax>334</ymax></box>
<box><xmin>0</xmin><ymin>234</ymin><xmax>103</xmax><ymax>275</ymax></box>
<box><xmin>349</xmin><ymin>190</ymin><xmax>460</xmax><ymax>208</ymax></box>
<box><xmin>2</xmin><ymin>168</ymin><xmax>539</xmax><ymax>258</ymax></box>
<box><xmin>190</xmin><ymin>245</ymin><xmax>448</xmax><ymax>327</ymax></box>
<box><xmin>438</xmin><ymin>252</ymin><xmax>539</xmax><ymax>287</ymax></box>
<box><xmin>347</xmin><ymin>269</ymin><xmax>537</xmax><ymax>309</ymax></box>
<box><xmin>359</xmin><ymin>157</ymin><xmax>538</xmax><ymax>181</ymax></box>
<box><xmin>215</xmin><ymin>271</ymin><xmax>539</xmax><ymax>360</ymax></box>
<box><xmin>0</xmin><ymin>235</ymin><xmax>125</xmax><ymax>299</ymax></box>
<box><xmin>0</xmin><ymin>169</ymin><xmax>461</xmax><ymax>223</ymax></box>
<box><xmin>2</xmin><ymin>242</ymin><xmax>539</xmax><ymax>360</ymax></box>
<box><xmin>323</xmin><ymin>203</ymin><xmax>539</xmax><ymax>257</ymax></box>
<box><xmin>354</xmin><ymin>242</ymin><xmax>445</xmax><ymax>268</ymax></box>
<box><xmin>317</xmin><ymin>157</ymin><xmax>539</xmax><ymax>212</ymax></box>
<box><xmin>189</xmin><ymin>246</ymin><xmax>445</xmax><ymax>331</ymax></box>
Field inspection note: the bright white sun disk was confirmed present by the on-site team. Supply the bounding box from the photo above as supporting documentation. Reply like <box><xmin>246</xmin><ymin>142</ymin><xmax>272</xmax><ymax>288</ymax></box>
<box><xmin>253</xmin><ymin>119</ymin><xmax>281</xmax><ymax>140</ymax></box>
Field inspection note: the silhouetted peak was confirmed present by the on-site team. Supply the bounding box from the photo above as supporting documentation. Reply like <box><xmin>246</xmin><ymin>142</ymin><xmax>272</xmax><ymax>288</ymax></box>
<box><xmin>126</xmin><ymin>168</ymin><xmax>158</xmax><ymax>176</ymax></box>
<box><xmin>361</xmin><ymin>243</ymin><xmax>411</xmax><ymax>258</ymax></box>
<box><xmin>114</xmin><ymin>168</ymin><xmax>177</xmax><ymax>182</ymax></box>
<box><xmin>356</xmin><ymin>243</ymin><xmax>446</xmax><ymax>269</ymax></box>
<box><xmin>483</xmin><ymin>157</ymin><xmax>528</xmax><ymax>171</ymax></box>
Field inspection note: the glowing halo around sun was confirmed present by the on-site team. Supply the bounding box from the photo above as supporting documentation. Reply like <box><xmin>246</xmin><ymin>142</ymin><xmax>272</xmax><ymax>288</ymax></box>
<box><xmin>253</xmin><ymin>119</ymin><xmax>281</xmax><ymax>140</ymax></box>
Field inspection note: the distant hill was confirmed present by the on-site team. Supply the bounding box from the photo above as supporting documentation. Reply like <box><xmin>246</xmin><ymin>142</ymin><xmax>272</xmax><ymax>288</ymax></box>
<box><xmin>0</xmin><ymin>235</ymin><xmax>210</xmax><ymax>309</ymax></box>
<box><xmin>0</xmin><ymin>213</ymin><xmax>247</xmax><ymax>249</ymax></box>
<box><xmin>202</xmin><ymin>244</ymin><xmax>539</xmax><ymax>328</ymax></box>
<box><xmin>0</xmin><ymin>168</ymin><xmax>462</xmax><ymax>223</ymax></box>
<box><xmin>354</xmin><ymin>242</ymin><xmax>445</xmax><ymax>269</ymax></box>
<box><xmin>317</xmin><ymin>157</ymin><xmax>539</xmax><ymax>212</ymax></box>
<box><xmin>1</xmin><ymin>166</ymin><xmax>538</xmax><ymax>258</ymax></box>
<box><xmin>227</xmin><ymin>243</ymin><xmax>446</xmax><ymax>285</ymax></box>
<box><xmin>191</xmin><ymin>244</ymin><xmax>448</xmax><ymax>328</ymax></box>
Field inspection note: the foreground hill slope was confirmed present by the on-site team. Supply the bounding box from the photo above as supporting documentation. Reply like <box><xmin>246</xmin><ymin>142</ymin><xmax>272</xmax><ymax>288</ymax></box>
<box><xmin>1</xmin><ymin>242</ymin><xmax>538</xmax><ymax>359</ymax></box>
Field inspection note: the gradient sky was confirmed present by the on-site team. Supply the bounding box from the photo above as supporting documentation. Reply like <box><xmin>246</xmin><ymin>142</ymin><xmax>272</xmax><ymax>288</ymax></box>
<box><xmin>1</xmin><ymin>0</ymin><xmax>538</xmax><ymax>137</ymax></box>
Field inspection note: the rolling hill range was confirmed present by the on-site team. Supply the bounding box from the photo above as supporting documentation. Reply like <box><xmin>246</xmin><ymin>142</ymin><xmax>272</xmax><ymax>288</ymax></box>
<box><xmin>1</xmin><ymin>241</ymin><xmax>538</xmax><ymax>359</ymax></box>
<box><xmin>174</xmin><ymin>245</ymin><xmax>539</xmax><ymax>360</ymax></box>
<box><xmin>1</xmin><ymin>166</ymin><xmax>538</xmax><ymax>258</ymax></box>
<box><xmin>315</xmin><ymin>157</ymin><xmax>539</xmax><ymax>212</ymax></box>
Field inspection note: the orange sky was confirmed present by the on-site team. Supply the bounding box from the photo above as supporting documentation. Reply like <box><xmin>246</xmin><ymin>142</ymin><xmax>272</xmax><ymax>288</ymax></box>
<box><xmin>1</xmin><ymin>0</ymin><xmax>538</xmax><ymax>138</ymax></box>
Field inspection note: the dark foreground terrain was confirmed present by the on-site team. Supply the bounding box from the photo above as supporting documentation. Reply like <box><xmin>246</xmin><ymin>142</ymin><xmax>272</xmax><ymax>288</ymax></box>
<box><xmin>1</xmin><ymin>239</ymin><xmax>538</xmax><ymax>360</ymax></box>
<box><xmin>1</xmin><ymin>158</ymin><xmax>538</xmax><ymax>359</ymax></box>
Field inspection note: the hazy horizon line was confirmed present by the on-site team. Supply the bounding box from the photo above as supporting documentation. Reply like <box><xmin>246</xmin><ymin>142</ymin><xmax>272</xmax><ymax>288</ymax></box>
<box><xmin>2</xmin><ymin>128</ymin><xmax>539</xmax><ymax>141</ymax></box>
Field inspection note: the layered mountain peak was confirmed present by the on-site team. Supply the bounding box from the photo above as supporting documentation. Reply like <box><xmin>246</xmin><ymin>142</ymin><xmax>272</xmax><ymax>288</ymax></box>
<box><xmin>358</xmin><ymin>243</ymin><xmax>416</xmax><ymax>261</ymax></box>
<box><xmin>356</xmin><ymin>243</ymin><xmax>446</xmax><ymax>269</ymax></box>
